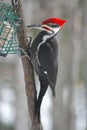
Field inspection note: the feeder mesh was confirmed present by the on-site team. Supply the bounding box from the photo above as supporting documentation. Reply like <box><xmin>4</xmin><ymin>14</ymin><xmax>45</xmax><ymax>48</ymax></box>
<box><xmin>0</xmin><ymin>2</ymin><xmax>21</xmax><ymax>56</ymax></box>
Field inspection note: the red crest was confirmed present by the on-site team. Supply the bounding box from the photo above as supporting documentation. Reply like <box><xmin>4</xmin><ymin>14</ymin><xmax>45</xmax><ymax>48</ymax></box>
<box><xmin>42</xmin><ymin>17</ymin><xmax>66</xmax><ymax>27</ymax></box>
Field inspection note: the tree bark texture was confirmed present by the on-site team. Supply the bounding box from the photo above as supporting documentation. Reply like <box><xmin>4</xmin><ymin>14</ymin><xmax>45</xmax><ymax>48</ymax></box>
<box><xmin>11</xmin><ymin>0</ymin><xmax>42</xmax><ymax>130</ymax></box>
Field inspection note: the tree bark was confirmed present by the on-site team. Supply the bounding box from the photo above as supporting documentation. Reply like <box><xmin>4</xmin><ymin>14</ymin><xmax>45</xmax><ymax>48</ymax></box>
<box><xmin>11</xmin><ymin>0</ymin><xmax>42</xmax><ymax>130</ymax></box>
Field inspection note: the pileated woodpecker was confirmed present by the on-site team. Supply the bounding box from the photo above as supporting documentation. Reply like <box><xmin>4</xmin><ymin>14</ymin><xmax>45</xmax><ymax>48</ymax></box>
<box><xmin>27</xmin><ymin>17</ymin><xmax>66</xmax><ymax>121</ymax></box>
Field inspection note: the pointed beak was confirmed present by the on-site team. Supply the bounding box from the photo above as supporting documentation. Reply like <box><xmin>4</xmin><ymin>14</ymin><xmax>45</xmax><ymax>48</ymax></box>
<box><xmin>27</xmin><ymin>24</ymin><xmax>52</xmax><ymax>32</ymax></box>
<box><xmin>27</xmin><ymin>24</ymin><xmax>42</xmax><ymax>29</ymax></box>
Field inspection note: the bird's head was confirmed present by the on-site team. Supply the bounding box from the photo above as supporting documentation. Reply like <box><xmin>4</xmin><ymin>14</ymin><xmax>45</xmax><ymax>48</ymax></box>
<box><xmin>27</xmin><ymin>17</ymin><xmax>66</xmax><ymax>35</ymax></box>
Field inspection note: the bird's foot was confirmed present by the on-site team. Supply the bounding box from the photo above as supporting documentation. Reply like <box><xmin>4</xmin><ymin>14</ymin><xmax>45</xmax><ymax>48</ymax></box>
<box><xmin>26</xmin><ymin>36</ymin><xmax>32</xmax><ymax>47</ymax></box>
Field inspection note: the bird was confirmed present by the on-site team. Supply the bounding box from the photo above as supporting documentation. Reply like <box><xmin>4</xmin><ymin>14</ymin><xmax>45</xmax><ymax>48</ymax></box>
<box><xmin>27</xmin><ymin>17</ymin><xmax>66</xmax><ymax>121</ymax></box>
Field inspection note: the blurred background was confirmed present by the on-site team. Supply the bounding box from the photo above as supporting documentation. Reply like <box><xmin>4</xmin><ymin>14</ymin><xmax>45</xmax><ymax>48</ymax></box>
<box><xmin>0</xmin><ymin>0</ymin><xmax>87</xmax><ymax>130</ymax></box>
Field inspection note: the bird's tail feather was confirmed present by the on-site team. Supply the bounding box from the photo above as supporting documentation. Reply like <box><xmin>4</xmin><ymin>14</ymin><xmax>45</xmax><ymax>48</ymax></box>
<box><xmin>35</xmin><ymin>76</ymin><xmax>48</xmax><ymax>121</ymax></box>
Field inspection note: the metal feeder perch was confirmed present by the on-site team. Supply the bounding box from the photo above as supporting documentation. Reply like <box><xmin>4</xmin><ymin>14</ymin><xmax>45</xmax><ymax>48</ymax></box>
<box><xmin>0</xmin><ymin>2</ymin><xmax>22</xmax><ymax>58</ymax></box>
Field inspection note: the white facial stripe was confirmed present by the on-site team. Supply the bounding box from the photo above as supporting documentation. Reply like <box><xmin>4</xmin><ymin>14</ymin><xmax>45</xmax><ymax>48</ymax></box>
<box><xmin>41</xmin><ymin>25</ymin><xmax>52</xmax><ymax>33</ymax></box>
<box><xmin>42</xmin><ymin>25</ymin><xmax>60</xmax><ymax>34</ymax></box>
<box><xmin>53</xmin><ymin>27</ymin><xmax>60</xmax><ymax>34</ymax></box>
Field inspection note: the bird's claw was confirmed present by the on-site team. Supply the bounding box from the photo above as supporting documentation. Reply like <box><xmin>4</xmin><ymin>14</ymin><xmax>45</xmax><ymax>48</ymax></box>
<box><xmin>26</xmin><ymin>36</ymin><xmax>32</xmax><ymax>47</ymax></box>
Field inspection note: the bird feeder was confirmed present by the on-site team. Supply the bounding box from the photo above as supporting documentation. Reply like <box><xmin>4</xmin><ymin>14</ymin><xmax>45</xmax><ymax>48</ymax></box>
<box><xmin>0</xmin><ymin>2</ymin><xmax>22</xmax><ymax>58</ymax></box>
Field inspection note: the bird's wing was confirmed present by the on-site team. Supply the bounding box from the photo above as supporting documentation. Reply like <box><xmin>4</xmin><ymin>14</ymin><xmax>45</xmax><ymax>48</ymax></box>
<box><xmin>38</xmin><ymin>38</ymin><xmax>58</xmax><ymax>95</ymax></box>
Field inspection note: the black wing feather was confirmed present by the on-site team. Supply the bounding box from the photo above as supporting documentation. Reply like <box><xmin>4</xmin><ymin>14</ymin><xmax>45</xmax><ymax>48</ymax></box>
<box><xmin>38</xmin><ymin>38</ymin><xmax>58</xmax><ymax>95</ymax></box>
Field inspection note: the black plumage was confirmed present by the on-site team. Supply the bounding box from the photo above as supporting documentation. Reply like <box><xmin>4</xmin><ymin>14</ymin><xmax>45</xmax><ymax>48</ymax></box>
<box><xmin>29</xmin><ymin>31</ymin><xmax>58</xmax><ymax>120</ymax></box>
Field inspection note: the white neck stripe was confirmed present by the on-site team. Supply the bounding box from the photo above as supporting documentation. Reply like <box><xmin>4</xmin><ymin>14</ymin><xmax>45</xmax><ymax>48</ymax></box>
<box><xmin>36</xmin><ymin>27</ymin><xmax>60</xmax><ymax>65</ymax></box>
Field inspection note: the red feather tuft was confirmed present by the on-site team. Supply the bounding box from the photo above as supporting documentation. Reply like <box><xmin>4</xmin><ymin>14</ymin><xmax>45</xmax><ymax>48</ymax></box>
<box><xmin>42</xmin><ymin>17</ymin><xmax>66</xmax><ymax>27</ymax></box>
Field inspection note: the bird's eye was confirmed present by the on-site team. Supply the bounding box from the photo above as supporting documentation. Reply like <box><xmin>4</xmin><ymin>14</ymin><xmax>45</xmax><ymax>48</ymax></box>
<box><xmin>47</xmin><ymin>23</ymin><xmax>59</xmax><ymax>28</ymax></box>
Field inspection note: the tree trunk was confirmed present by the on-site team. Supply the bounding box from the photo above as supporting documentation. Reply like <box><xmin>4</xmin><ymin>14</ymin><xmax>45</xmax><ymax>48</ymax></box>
<box><xmin>11</xmin><ymin>0</ymin><xmax>42</xmax><ymax>130</ymax></box>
